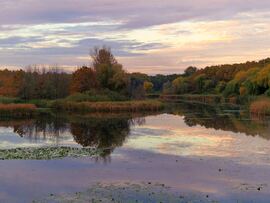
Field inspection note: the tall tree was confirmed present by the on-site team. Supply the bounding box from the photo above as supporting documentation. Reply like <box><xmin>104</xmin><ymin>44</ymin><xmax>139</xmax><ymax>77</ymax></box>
<box><xmin>90</xmin><ymin>46</ymin><xmax>128</xmax><ymax>92</ymax></box>
<box><xmin>91</xmin><ymin>46</ymin><xmax>117</xmax><ymax>69</ymax></box>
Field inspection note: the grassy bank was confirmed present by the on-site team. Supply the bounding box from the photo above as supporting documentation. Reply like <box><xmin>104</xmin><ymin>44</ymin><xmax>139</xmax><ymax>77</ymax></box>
<box><xmin>250</xmin><ymin>97</ymin><xmax>270</xmax><ymax>115</ymax></box>
<box><xmin>51</xmin><ymin>100</ymin><xmax>164</xmax><ymax>113</ymax></box>
<box><xmin>0</xmin><ymin>103</ymin><xmax>37</xmax><ymax>118</ymax></box>
<box><xmin>0</xmin><ymin>95</ymin><xmax>164</xmax><ymax>114</ymax></box>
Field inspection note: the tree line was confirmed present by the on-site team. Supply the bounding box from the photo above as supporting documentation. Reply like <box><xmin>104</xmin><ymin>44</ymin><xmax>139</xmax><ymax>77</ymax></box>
<box><xmin>0</xmin><ymin>46</ymin><xmax>269</xmax><ymax>100</ymax></box>
<box><xmin>162</xmin><ymin>58</ymin><xmax>270</xmax><ymax>97</ymax></box>
<box><xmin>0</xmin><ymin>47</ymin><xmax>152</xmax><ymax>100</ymax></box>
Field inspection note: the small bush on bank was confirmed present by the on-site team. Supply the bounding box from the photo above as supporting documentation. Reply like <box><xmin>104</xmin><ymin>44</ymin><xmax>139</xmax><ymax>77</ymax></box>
<box><xmin>0</xmin><ymin>96</ymin><xmax>22</xmax><ymax>104</ymax></box>
<box><xmin>66</xmin><ymin>89</ymin><xmax>128</xmax><ymax>102</ymax></box>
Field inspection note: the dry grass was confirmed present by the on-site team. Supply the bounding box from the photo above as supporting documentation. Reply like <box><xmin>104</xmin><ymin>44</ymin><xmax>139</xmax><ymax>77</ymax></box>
<box><xmin>52</xmin><ymin>100</ymin><xmax>164</xmax><ymax>113</ymax></box>
<box><xmin>0</xmin><ymin>104</ymin><xmax>37</xmax><ymax>117</ymax></box>
<box><xmin>250</xmin><ymin>98</ymin><xmax>270</xmax><ymax>115</ymax></box>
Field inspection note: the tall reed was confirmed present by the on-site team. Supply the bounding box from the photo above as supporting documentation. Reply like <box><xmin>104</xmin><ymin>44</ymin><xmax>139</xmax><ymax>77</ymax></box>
<box><xmin>250</xmin><ymin>98</ymin><xmax>270</xmax><ymax>115</ymax></box>
<box><xmin>52</xmin><ymin>100</ymin><xmax>164</xmax><ymax>113</ymax></box>
<box><xmin>0</xmin><ymin>104</ymin><xmax>37</xmax><ymax>117</ymax></box>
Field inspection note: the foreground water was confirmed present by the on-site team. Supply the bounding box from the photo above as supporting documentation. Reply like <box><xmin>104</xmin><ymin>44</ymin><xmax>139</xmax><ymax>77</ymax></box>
<box><xmin>0</xmin><ymin>103</ymin><xmax>270</xmax><ymax>202</ymax></box>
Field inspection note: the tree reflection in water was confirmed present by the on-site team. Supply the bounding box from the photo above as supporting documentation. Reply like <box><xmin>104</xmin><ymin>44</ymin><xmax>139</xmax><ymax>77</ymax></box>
<box><xmin>0</xmin><ymin>105</ymin><xmax>270</xmax><ymax>160</ymax></box>
<box><xmin>168</xmin><ymin>102</ymin><xmax>270</xmax><ymax>140</ymax></box>
<box><xmin>71</xmin><ymin>117</ymin><xmax>131</xmax><ymax>157</ymax></box>
<box><xmin>0</xmin><ymin>113</ymin><xmax>146</xmax><ymax>159</ymax></box>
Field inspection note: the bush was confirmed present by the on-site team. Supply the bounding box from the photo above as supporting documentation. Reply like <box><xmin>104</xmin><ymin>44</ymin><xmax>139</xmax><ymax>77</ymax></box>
<box><xmin>66</xmin><ymin>89</ymin><xmax>128</xmax><ymax>102</ymax></box>
<box><xmin>265</xmin><ymin>89</ymin><xmax>270</xmax><ymax>97</ymax></box>
<box><xmin>0</xmin><ymin>96</ymin><xmax>22</xmax><ymax>104</ymax></box>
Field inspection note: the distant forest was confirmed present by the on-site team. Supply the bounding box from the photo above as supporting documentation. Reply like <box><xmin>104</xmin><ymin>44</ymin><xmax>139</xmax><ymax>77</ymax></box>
<box><xmin>0</xmin><ymin>46</ymin><xmax>269</xmax><ymax>100</ymax></box>
<box><xmin>163</xmin><ymin>58</ymin><xmax>270</xmax><ymax>97</ymax></box>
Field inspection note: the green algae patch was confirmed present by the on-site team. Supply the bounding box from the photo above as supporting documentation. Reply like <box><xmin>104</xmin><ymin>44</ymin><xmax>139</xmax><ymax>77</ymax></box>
<box><xmin>36</xmin><ymin>182</ymin><xmax>217</xmax><ymax>203</ymax></box>
<box><xmin>0</xmin><ymin>147</ymin><xmax>102</xmax><ymax>160</ymax></box>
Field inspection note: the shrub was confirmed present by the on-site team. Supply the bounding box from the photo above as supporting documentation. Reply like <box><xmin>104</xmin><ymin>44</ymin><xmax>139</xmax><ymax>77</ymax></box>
<box><xmin>66</xmin><ymin>89</ymin><xmax>128</xmax><ymax>102</ymax></box>
<box><xmin>265</xmin><ymin>89</ymin><xmax>270</xmax><ymax>97</ymax></box>
<box><xmin>0</xmin><ymin>96</ymin><xmax>22</xmax><ymax>104</ymax></box>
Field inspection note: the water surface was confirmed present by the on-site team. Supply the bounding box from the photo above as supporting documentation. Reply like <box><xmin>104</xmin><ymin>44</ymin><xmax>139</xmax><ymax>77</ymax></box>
<box><xmin>0</xmin><ymin>103</ymin><xmax>270</xmax><ymax>202</ymax></box>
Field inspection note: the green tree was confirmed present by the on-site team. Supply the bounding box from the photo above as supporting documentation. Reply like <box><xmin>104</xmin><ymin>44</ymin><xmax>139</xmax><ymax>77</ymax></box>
<box><xmin>194</xmin><ymin>74</ymin><xmax>206</xmax><ymax>93</ymax></box>
<box><xmin>91</xmin><ymin>47</ymin><xmax>128</xmax><ymax>92</ymax></box>
<box><xmin>172</xmin><ymin>77</ymin><xmax>188</xmax><ymax>94</ymax></box>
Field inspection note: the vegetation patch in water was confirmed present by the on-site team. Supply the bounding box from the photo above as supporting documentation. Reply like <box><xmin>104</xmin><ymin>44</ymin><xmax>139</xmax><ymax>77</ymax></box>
<box><xmin>36</xmin><ymin>182</ymin><xmax>217</xmax><ymax>203</ymax></box>
<box><xmin>0</xmin><ymin>147</ymin><xmax>101</xmax><ymax>160</ymax></box>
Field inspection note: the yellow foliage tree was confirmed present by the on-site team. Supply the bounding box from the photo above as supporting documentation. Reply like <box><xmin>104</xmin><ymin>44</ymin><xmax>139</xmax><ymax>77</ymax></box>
<box><xmin>143</xmin><ymin>81</ymin><xmax>154</xmax><ymax>93</ymax></box>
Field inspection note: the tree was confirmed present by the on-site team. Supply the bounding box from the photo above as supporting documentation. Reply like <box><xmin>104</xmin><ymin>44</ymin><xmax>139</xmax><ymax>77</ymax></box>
<box><xmin>91</xmin><ymin>46</ymin><xmax>117</xmax><ymax>69</ymax></box>
<box><xmin>172</xmin><ymin>77</ymin><xmax>188</xmax><ymax>94</ymax></box>
<box><xmin>109</xmin><ymin>64</ymin><xmax>129</xmax><ymax>92</ymax></box>
<box><xmin>162</xmin><ymin>81</ymin><xmax>173</xmax><ymax>94</ymax></box>
<box><xmin>215</xmin><ymin>81</ymin><xmax>226</xmax><ymax>94</ymax></box>
<box><xmin>70</xmin><ymin>66</ymin><xmax>97</xmax><ymax>93</ymax></box>
<box><xmin>184</xmin><ymin>66</ymin><xmax>197</xmax><ymax>77</ymax></box>
<box><xmin>91</xmin><ymin>46</ymin><xmax>128</xmax><ymax>92</ymax></box>
<box><xmin>194</xmin><ymin>74</ymin><xmax>206</xmax><ymax>93</ymax></box>
<box><xmin>128</xmin><ymin>73</ymin><xmax>146</xmax><ymax>99</ymax></box>
<box><xmin>144</xmin><ymin>81</ymin><xmax>154</xmax><ymax>93</ymax></box>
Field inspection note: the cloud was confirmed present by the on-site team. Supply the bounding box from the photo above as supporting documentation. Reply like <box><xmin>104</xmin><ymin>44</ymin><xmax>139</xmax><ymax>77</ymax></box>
<box><xmin>0</xmin><ymin>0</ymin><xmax>269</xmax><ymax>27</ymax></box>
<box><xmin>0</xmin><ymin>1</ymin><xmax>269</xmax><ymax>73</ymax></box>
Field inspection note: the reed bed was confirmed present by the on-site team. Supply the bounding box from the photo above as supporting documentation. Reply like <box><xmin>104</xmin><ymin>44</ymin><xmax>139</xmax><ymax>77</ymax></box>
<box><xmin>0</xmin><ymin>104</ymin><xmax>37</xmax><ymax>117</ymax></box>
<box><xmin>250</xmin><ymin>98</ymin><xmax>270</xmax><ymax>115</ymax></box>
<box><xmin>52</xmin><ymin>100</ymin><xmax>164</xmax><ymax>113</ymax></box>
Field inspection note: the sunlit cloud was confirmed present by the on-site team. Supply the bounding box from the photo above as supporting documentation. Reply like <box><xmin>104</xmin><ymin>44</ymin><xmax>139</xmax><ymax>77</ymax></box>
<box><xmin>0</xmin><ymin>0</ymin><xmax>269</xmax><ymax>74</ymax></box>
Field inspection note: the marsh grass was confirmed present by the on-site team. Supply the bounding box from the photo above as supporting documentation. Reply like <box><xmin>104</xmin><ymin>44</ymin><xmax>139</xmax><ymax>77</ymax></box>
<box><xmin>0</xmin><ymin>103</ymin><xmax>37</xmax><ymax>118</ymax></box>
<box><xmin>250</xmin><ymin>97</ymin><xmax>270</xmax><ymax>115</ymax></box>
<box><xmin>52</xmin><ymin>100</ymin><xmax>164</xmax><ymax>113</ymax></box>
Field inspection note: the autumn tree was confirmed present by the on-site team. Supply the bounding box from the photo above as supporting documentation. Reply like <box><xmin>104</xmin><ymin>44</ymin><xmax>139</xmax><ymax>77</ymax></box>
<box><xmin>91</xmin><ymin>46</ymin><xmax>118</xmax><ymax>69</ymax></box>
<box><xmin>0</xmin><ymin>69</ymin><xmax>26</xmax><ymax>97</ymax></box>
<box><xmin>144</xmin><ymin>81</ymin><xmax>154</xmax><ymax>93</ymax></box>
<box><xmin>70</xmin><ymin>66</ymin><xmax>97</xmax><ymax>93</ymax></box>
<box><xmin>90</xmin><ymin>46</ymin><xmax>128</xmax><ymax>93</ymax></box>
<box><xmin>184</xmin><ymin>66</ymin><xmax>198</xmax><ymax>77</ymax></box>
<box><xmin>172</xmin><ymin>77</ymin><xmax>188</xmax><ymax>94</ymax></box>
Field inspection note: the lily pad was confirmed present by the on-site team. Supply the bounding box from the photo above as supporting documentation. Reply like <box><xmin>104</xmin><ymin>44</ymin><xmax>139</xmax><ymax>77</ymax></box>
<box><xmin>0</xmin><ymin>147</ymin><xmax>102</xmax><ymax>160</ymax></box>
<box><xmin>36</xmin><ymin>182</ymin><xmax>217</xmax><ymax>203</ymax></box>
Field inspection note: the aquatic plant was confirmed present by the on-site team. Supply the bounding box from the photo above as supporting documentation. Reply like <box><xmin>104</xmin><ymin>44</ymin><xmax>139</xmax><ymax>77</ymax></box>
<box><xmin>0</xmin><ymin>147</ymin><xmax>101</xmax><ymax>160</ymax></box>
<box><xmin>35</xmin><ymin>182</ymin><xmax>215</xmax><ymax>203</ymax></box>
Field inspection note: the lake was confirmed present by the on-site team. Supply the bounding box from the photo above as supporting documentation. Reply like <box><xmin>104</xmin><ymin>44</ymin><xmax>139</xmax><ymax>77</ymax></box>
<box><xmin>0</xmin><ymin>103</ymin><xmax>270</xmax><ymax>202</ymax></box>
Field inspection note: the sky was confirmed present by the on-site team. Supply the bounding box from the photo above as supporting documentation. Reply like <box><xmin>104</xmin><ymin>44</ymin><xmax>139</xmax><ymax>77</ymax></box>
<box><xmin>0</xmin><ymin>0</ymin><xmax>269</xmax><ymax>74</ymax></box>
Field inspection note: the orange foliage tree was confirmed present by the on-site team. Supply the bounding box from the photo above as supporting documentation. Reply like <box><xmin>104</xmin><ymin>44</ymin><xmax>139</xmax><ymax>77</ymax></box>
<box><xmin>70</xmin><ymin>66</ymin><xmax>98</xmax><ymax>93</ymax></box>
